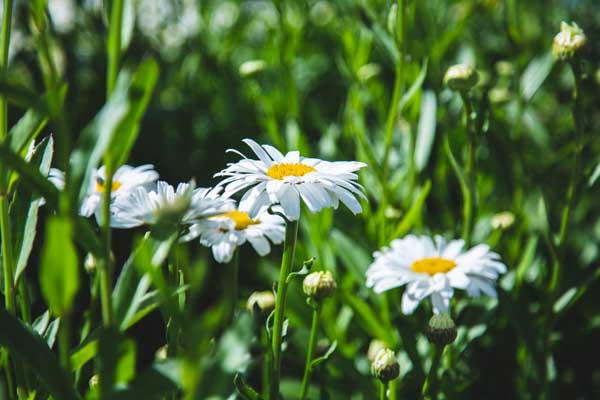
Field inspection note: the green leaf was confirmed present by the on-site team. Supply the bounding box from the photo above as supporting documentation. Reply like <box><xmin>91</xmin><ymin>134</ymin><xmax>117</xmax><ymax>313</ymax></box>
<box><xmin>0</xmin><ymin>308</ymin><xmax>80</xmax><ymax>400</ymax></box>
<box><xmin>0</xmin><ymin>142</ymin><xmax>59</xmax><ymax>207</ymax></box>
<box><xmin>111</xmin><ymin>360</ymin><xmax>182</xmax><ymax>400</ymax></box>
<box><xmin>0</xmin><ymin>74</ymin><xmax>49</xmax><ymax>112</ymax></box>
<box><xmin>391</xmin><ymin>180</ymin><xmax>431</xmax><ymax>238</ymax></box>
<box><xmin>310</xmin><ymin>340</ymin><xmax>337</xmax><ymax>368</ymax></box>
<box><xmin>8</xmin><ymin>109</ymin><xmax>48</xmax><ymax>156</ymax></box>
<box><xmin>520</xmin><ymin>52</ymin><xmax>555</xmax><ymax>102</ymax></box>
<box><xmin>553</xmin><ymin>288</ymin><xmax>577</xmax><ymax>314</ymax></box>
<box><xmin>69</xmin><ymin>59</ymin><xmax>159</xmax><ymax>204</ymax></box>
<box><xmin>331</xmin><ymin>229</ymin><xmax>371</xmax><ymax>280</ymax></box>
<box><xmin>234</xmin><ymin>374</ymin><xmax>263</xmax><ymax>400</ymax></box>
<box><xmin>398</xmin><ymin>59</ymin><xmax>428</xmax><ymax>112</ymax></box>
<box><xmin>39</xmin><ymin>216</ymin><xmax>80</xmax><ymax>316</ymax></box>
<box><xmin>96</xmin><ymin>328</ymin><xmax>137</xmax><ymax>396</ymax></box>
<box><xmin>338</xmin><ymin>291</ymin><xmax>395</xmax><ymax>346</ymax></box>
<box><xmin>414</xmin><ymin>91</ymin><xmax>437</xmax><ymax>171</ymax></box>
<box><xmin>13</xmin><ymin>137</ymin><xmax>54</xmax><ymax>284</ymax></box>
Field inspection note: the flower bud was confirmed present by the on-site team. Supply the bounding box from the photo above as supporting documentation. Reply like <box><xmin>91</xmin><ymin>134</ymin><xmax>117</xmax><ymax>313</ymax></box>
<box><xmin>444</xmin><ymin>64</ymin><xmax>479</xmax><ymax>92</ymax></box>
<box><xmin>89</xmin><ymin>374</ymin><xmax>99</xmax><ymax>389</ymax></box>
<box><xmin>552</xmin><ymin>22</ymin><xmax>586</xmax><ymax>61</ymax></box>
<box><xmin>302</xmin><ymin>271</ymin><xmax>336</xmax><ymax>300</ymax></box>
<box><xmin>371</xmin><ymin>348</ymin><xmax>400</xmax><ymax>382</ymax></box>
<box><xmin>155</xmin><ymin>344</ymin><xmax>168</xmax><ymax>361</ymax></box>
<box><xmin>426</xmin><ymin>313</ymin><xmax>457</xmax><ymax>346</ymax></box>
<box><xmin>367</xmin><ymin>339</ymin><xmax>387</xmax><ymax>363</ymax></box>
<box><xmin>84</xmin><ymin>253</ymin><xmax>97</xmax><ymax>273</ymax></box>
<box><xmin>246</xmin><ymin>291</ymin><xmax>276</xmax><ymax>314</ymax></box>
<box><xmin>239</xmin><ymin>60</ymin><xmax>267</xmax><ymax>77</ymax></box>
<box><xmin>491</xmin><ymin>211</ymin><xmax>515</xmax><ymax>230</ymax></box>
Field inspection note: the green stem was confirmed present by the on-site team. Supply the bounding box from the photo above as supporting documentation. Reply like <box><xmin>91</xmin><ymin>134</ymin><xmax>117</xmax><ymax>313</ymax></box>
<box><xmin>382</xmin><ymin>0</ymin><xmax>406</xmax><ymax>177</ymax></box>
<box><xmin>0</xmin><ymin>198</ymin><xmax>15</xmax><ymax>314</ymax></box>
<box><xmin>106</xmin><ymin>0</ymin><xmax>124</xmax><ymax>97</ymax></box>
<box><xmin>421</xmin><ymin>346</ymin><xmax>444</xmax><ymax>399</ymax></box>
<box><xmin>460</xmin><ymin>92</ymin><xmax>477</xmax><ymax>247</ymax></box>
<box><xmin>58</xmin><ymin>315</ymin><xmax>71</xmax><ymax>371</ymax></box>
<box><xmin>270</xmin><ymin>219</ymin><xmax>299</xmax><ymax>400</ymax></box>
<box><xmin>379</xmin><ymin>381</ymin><xmax>388</xmax><ymax>400</ymax></box>
<box><xmin>300</xmin><ymin>306</ymin><xmax>320</xmax><ymax>400</ymax></box>
<box><xmin>261</xmin><ymin>329</ymin><xmax>272</xmax><ymax>398</ymax></box>
<box><xmin>99</xmin><ymin>168</ymin><xmax>114</xmax><ymax>327</ymax></box>
<box><xmin>226</xmin><ymin>250</ymin><xmax>240</xmax><ymax>323</ymax></box>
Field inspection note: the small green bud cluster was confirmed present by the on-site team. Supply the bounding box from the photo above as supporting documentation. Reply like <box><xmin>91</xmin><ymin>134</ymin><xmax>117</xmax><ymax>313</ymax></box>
<box><xmin>552</xmin><ymin>22</ymin><xmax>586</xmax><ymax>61</ymax></box>
<box><xmin>426</xmin><ymin>313</ymin><xmax>457</xmax><ymax>346</ymax></box>
<box><xmin>246</xmin><ymin>290</ymin><xmax>276</xmax><ymax>315</ymax></box>
<box><xmin>444</xmin><ymin>64</ymin><xmax>479</xmax><ymax>92</ymax></box>
<box><xmin>302</xmin><ymin>271</ymin><xmax>336</xmax><ymax>300</ymax></box>
<box><xmin>370</xmin><ymin>347</ymin><xmax>400</xmax><ymax>382</ymax></box>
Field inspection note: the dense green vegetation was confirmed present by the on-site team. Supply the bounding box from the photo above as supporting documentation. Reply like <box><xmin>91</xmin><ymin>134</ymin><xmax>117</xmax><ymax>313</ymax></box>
<box><xmin>0</xmin><ymin>0</ymin><xmax>599</xmax><ymax>399</ymax></box>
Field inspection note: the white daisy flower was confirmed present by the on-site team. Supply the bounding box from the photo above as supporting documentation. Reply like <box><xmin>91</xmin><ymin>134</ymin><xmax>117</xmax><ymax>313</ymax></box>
<box><xmin>182</xmin><ymin>200</ymin><xmax>285</xmax><ymax>263</ymax></box>
<box><xmin>110</xmin><ymin>180</ymin><xmax>231</xmax><ymax>229</ymax></box>
<box><xmin>365</xmin><ymin>235</ymin><xmax>507</xmax><ymax>314</ymax></box>
<box><xmin>47</xmin><ymin>164</ymin><xmax>159</xmax><ymax>220</ymax></box>
<box><xmin>215</xmin><ymin>139</ymin><xmax>367</xmax><ymax>221</ymax></box>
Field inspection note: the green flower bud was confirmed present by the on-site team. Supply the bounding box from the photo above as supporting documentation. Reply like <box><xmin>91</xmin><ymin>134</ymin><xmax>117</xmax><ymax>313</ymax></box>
<box><xmin>367</xmin><ymin>339</ymin><xmax>387</xmax><ymax>363</ymax></box>
<box><xmin>371</xmin><ymin>348</ymin><xmax>400</xmax><ymax>382</ymax></box>
<box><xmin>239</xmin><ymin>60</ymin><xmax>267</xmax><ymax>77</ymax></box>
<box><xmin>552</xmin><ymin>22</ymin><xmax>586</xmax><ymax>61</ymax></box>
<box><xmin>246</xmin><ymin>291</ymin><xmax>276</xmax><ymax>314</ymax></box>
<box><xmin>155</xmin><ymin>344</ymin><xmax>168</xmax><ymax>361</ymax></box>
<box><xmin>426</xmin><ymin>313</ymin><xmax>457</xmax><ymax>346</ymax></box>
<box><xmin>444</xmin><ymin>64</ymin><xmax>479</xmax><ymax>92</ymax></box>
<box><xmin>302</xmin><ymin>271</ymin><xmax>336</xmax><ymax>300</ymax></box>
<box><xmin>89</xmin><ymin>374</ymin><xmax>99</xmax><ymax>389</ymax></box>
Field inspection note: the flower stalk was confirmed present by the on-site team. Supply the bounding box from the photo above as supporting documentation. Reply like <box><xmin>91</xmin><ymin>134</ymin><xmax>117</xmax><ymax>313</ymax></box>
<box><xmin>300</xmin><ymin>305</ymin><xmax>320</xmax><ymax>399</ymax></box>
<box><xmin>270</xmin><ymin>219</ymin><xmax>299</xmax><ymax>399</ymax></box>
<box><xmin>100</xmin><ymin>166</ymin><xmax>115</xmax><ymax>327</ymax></box>
<box><xmin>421</xmin><ymin>346</ymin><xmax>444</xmax><ymax>399</ymax></box>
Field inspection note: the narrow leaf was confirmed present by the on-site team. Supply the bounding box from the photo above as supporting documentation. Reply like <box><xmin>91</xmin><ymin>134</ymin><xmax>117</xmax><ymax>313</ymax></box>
<box><xmin>414</xmin><ymin>91</ymin><xmax>437</xmax><ymax>171</ymax></box>
<box><xmin>39</xmin><ymin>216</ymin><xmax>80</xmax><ymax>316</ymax></box>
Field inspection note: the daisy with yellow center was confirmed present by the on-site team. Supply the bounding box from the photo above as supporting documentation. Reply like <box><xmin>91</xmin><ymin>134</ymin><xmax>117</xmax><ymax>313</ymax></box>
<box><xmin>365</xmin><ymin>235</ymin><xmax>507</xmax><ymax>314</ymax></box>
<box><xmin>182</xmin><ymin>199</ymin><xmax>285</xmax><ymax>263</ymax></box>
<box><xmin>48</xmin><ymin>164</ymin><xmax>159</xmax><ymax>223</ymax></box>
<box><xmin>110</xmin><ymin>181</ymin><xmax>231</xmax><ymax>229</ymax></box>
<box><xmin>214</xmin><ymin>139</ymin><xmax>367</xmax><ymax>221</ymax></box>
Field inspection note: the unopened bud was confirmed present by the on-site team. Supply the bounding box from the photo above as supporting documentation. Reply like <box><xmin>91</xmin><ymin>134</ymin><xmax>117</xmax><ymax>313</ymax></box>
<box><xmin>371</xmin><ymin>348</ymin><xmax>400</xmax><ymax>382</ymax></box>
<box><xmin>246</xmin><ymin>291</ymin><xmax>276</xmax><ymax>314</ymax></box>
<box><xmin>552</xmin><ymin>22</ymin><xmax>586</xmax><ymax>61</ymax></box>
<box><xmin>491</xmin><ymin>211</ymin><xmax>515</xmax><ymax>230</ymax></box>
<box><xmin>155</xmin><ymin>344</ymin><xmax>168</xmax><ymax>361</ymax></box>
<box><xmin>303</xmin><ymin>271</ymin><xmax>336</xmax><ymax>300</ymax></box>
<box><xmin>367</xmin><ymin>339</ymin><xmax>387</xmax><ymax>363</ymax></box>
<box><xmin>239</xmin><ymin>60</ymin><xmax>267</xmax><ymax>77</ymax></box>
<box><xmin>426</xmin><ymin>313</ymin><xmax>457</xmax><ymax>346</ymax></box>
<box><xmin>84</xmin><ymin>253</ymin><xmax>97</xmax><ymax>272</ymax></box>
<box><xmin>444</xmin><ymin>64</ymin><xmax>479</xmax><ymax>92</ymax></box>
<box><xmin>89</xmin><ymin>374</ymin><xmax>99</xmax><ymax>389</ymax></box>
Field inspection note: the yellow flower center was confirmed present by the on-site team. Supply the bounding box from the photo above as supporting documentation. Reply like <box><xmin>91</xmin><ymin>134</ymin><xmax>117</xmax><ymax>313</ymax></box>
<box><xmin>411</xmin><ymin>257</ymin><xmax>456</xmax><ymax>275</ymax></box>
<box><xmin>266</xmin><ymin>163</ymin><xmax>316</xmax><ymax>180</ymax></box>
<box><xmin>213</xmin><ymin>211</ymin><xmax>260</xmax><ymax>230</ymax></box>
<box><xmin>95</xmin><ymin>178</ymin><xmax>122</xmax><ymax>193</ymax></box>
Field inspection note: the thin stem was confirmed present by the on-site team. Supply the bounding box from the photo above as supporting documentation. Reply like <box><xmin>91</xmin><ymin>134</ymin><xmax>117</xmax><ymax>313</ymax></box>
<box><xmin>261</xmin><ymin>329</ymin><xmax>272</xmax><ymax>398</ymax></box>
<box><xmin>99</xmin><ymin>168</ymin><xmax>114</xmax><ymax>326</ymax></box>
<box><xmin>106</xmin><ymin>0</ymin><xmax>124</xmax><ymax>97</ymax></box>
<box><xmin>226</xmin><ymin>250</ymin><xmax>240</xmax><ymax>323</ymax></box>
<box><xmin>58</xmin><ymin>315</ymin><xmax>71</xmax><ymax>372</ymax></box>
<box><xmin>421</xmin><ymin>346</ymin><xmax>444</xmax><ymax>399</ymax></box>
<box><xmin>460</xmin><ymin>92</ymin><xmax>477</xmax><ymax>247</ymax></box>
<box><xmin>0</xmin><ymin>198</ymin><xmax>15</xmax><ymax>314</ymax></box>
<box><xmin>300</xmin><ymin>306</ymin><xmax>320</xmax><ymax>400</ymax></box>
<box><xmin>379</xmin><ymin>381</ymin><xmax>388</xmax><ymax>400</ymax></box>
<box><xmin>382</xmin><ymin>0</ymin><xmax>406</xmax><ymax>177</ymax></box>
<box><xmin>270</xmin><ymin>219</ymin><xmax>299</xmax><ymax>400</ymax></box>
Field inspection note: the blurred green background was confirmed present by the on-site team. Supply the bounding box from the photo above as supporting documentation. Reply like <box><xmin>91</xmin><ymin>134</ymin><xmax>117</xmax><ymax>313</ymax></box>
<box><xmin>5</xmin><ymin>0</ymin><xmax>600</xmax><ymax>398</ymax></box>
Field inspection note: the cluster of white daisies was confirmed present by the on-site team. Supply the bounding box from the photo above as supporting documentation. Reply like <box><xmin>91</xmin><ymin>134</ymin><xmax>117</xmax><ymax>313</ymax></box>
<box><xmin>48</xmin><ymin>139</ymin><xmax>366</xmax><ymax>263</ymax></box>
<box><xmin>48</xmin><ymin>138</ymin><xmax>507</xmax><ymax>314</ymax></box>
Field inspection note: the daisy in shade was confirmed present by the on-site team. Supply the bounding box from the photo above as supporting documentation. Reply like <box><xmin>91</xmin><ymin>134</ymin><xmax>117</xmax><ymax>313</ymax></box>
<box><xmin>48</xmin><ymin>164</ymin><xmax>159</xmax><ymax>220</ymax></box>
<box><xmin>182</xmin><ymin>199</ymin><xmax>285</xmax><ymax>263</ymax></box>
<box><xmin>214</xmin><ymin>139</ymin><xmax>367</xmax><ymax>221</ymax></box>
<box><xmin>110</xmin><ymin>180</ymin><xmax>231</xmax><ymax>229</ymax></box>
<box><xmin>365</xmin><ymin>235</ymin><xmax>507</xmax><ymax>314</ymax></box>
